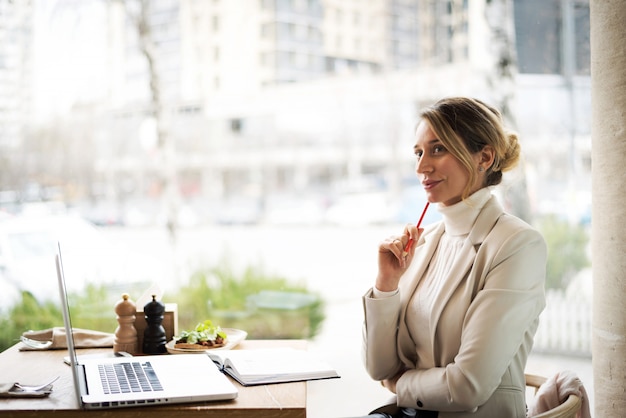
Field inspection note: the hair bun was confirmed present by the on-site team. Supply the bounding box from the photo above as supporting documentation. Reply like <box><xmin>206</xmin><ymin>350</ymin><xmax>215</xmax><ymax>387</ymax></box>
<box><xmin>498</xmin><ymin>131</ymin><xmax>521</xmax><ymax>172</ymax></box>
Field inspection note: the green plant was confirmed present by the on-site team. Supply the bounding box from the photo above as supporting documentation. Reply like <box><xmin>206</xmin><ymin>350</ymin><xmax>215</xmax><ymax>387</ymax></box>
<box><xmin>0</xmin><ymin>291</ymin><xmax>63</xmax><ymax>352</ymax></box>
<box><xmin>537</xmin><ymin>215</ymin><xmax>590</xmax><ymax>290</ymax></box>
<box><xmin>0</xmin><ymin>286</ymin><xmax>126</xmax><ymax>352</ymax></box>
<box><xmin>0</xmin><ymin>261</ymin><xmax>325</xmax><ymax>353</ymax></box>
<box><xmin>171</xmin><ymin>262</ymin><xmax>325</xmax><ymax>339</ymax></box>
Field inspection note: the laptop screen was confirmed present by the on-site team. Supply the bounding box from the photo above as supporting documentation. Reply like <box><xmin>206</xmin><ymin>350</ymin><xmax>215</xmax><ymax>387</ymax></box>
<box><xmin>55</xmin><ymin>242</ymin><xmax>85</xmax><ymax>406</ymax></box>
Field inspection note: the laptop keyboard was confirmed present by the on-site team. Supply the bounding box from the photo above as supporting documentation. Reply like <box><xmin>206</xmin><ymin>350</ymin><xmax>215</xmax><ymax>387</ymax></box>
<box><xmin>98</xmin><ymin>361</ymin><xmax>164</xmax><ymax>394</ymax></box>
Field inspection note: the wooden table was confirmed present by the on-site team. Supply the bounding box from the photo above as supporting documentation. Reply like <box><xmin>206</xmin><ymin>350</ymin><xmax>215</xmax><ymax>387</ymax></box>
<box><xmin>0</xmin><ymin>339</ymin><xmax>307</xmax><ymax>417</ymax></box>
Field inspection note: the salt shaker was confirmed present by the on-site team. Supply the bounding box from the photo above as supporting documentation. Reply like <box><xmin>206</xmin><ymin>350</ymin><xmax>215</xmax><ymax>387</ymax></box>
<box><xmin>113</xmin><ymin>293</ymin><xmax>138</xmax><ymax>354</ymax></box>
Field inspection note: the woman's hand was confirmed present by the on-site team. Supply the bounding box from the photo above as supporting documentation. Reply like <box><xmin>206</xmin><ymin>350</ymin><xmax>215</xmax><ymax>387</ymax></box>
<box><xmin>375</xmin><ymin>224</ymin><xmax>422</xmax><ymax>292</ymax></box>
<box><xmin>381</xmin><ymin>370</ymin><xmax>406</xmax><ymax>393</ymax></box>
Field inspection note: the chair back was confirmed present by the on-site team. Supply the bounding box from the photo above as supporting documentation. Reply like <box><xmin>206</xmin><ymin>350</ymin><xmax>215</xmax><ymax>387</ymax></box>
<box><xmin>526</xmin><ymin>373</ymin><xmax>582</xmax><ymax>418</ymax></box>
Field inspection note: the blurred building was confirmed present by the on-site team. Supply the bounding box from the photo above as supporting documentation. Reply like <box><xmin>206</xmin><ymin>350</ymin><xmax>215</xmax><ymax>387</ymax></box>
<box><xmin>0</xmin><ymin>1</ymin><xmax>33</xmax><ymax>152</ymax></box>
<box><xmin>3</xmin><ymin>0</ymin><xmax>591</xmax><ymax>225</ymax></box>
<box><xmin>98</xmin><ymin>1</ymin><xmax>490</xmax><ymax>211</ymax></box>
<box><xmin>514</xmin><ymin>0</ymin><xmax>590</xmax><ymax>76</ymax></box>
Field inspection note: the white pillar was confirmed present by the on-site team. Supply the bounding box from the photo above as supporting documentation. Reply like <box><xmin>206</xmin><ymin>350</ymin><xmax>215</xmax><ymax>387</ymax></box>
<box><xmin>590</xmin><ymin>0</ymin><xmax>626</xmax><ymax>415</ymax></box>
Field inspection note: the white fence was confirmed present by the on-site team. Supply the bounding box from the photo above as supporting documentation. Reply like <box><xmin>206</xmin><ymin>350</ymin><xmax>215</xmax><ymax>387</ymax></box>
<box><xmin>533</xmin><ymin>289</ymin><xmax>592</xmax><ymax>357</ymax></box>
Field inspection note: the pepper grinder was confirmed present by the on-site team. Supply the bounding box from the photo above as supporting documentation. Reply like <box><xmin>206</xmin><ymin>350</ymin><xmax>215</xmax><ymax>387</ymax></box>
<box><xmin>113</xmin><ymin>293</ymin><xmax>138</xmax><ymax>354</ymax></box>
<box><xmin>142</xmin><ymin>294</ymin><xmax>167</xmax><ymax>354</ymax></box>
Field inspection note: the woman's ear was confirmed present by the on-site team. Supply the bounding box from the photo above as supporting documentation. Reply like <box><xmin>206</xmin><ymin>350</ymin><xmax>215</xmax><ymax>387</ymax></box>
<box><xmin>480</xmin><ymin>145</ymin><xmax>496</xmax><ymax>170</ymax></box>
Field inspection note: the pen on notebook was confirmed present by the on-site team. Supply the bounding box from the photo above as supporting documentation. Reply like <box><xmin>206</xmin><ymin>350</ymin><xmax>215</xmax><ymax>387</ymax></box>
<box><xmin>402</xmin><ymin>201</ymin><xmax>430</xmax><ymax>256</ymax></box>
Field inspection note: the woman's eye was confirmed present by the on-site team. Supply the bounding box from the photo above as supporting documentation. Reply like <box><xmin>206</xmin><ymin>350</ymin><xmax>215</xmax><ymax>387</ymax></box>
<box><xmin>432</xmin><ymin>145</ymin><xmax>445</xmax><ymax>154</ymax></box>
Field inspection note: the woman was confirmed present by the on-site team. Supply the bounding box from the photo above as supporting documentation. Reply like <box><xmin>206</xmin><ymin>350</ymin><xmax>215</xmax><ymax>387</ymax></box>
<box><xmin>361</xmin><ymin>97</ymin><xmax>546</xmax><ymax>418</ymax></box>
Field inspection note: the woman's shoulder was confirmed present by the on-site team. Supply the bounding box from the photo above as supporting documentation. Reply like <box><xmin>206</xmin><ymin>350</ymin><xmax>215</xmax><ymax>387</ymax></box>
<box><xmin>496</xmin><ymin>212</ymin><xmax>542</xmax><ymax>235</ymax></box>
<box><xmin>489</xmin><ymin>213</ymin><xmax>546</xmax><ymax>252</ymax></box>
<box><xmin>483</xmin><ymin>195</ymin><xmax>542</xmax><ymax>236</ymax></box>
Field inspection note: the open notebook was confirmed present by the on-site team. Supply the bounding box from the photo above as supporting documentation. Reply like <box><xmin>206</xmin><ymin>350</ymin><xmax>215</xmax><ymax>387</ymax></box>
<box><xmin>55</xmin><ymin>242</ymin><xmax>238</xmax><ymax>409</ymax></box>
<box><xmin>207</xmin><ymin>347</ymin><xmax>340</xmax><ymax>386</ymax></box>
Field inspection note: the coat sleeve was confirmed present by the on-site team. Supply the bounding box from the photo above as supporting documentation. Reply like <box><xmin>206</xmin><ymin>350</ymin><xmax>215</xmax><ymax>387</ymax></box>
<box><xmin>361</xmin><ymin>288</ymin><xmax>404</xmax><ymax>380</ymax></box>
<box><xmin>395</xmin><ymin>226</ymin><xmax>547</xmax><ymax>412</ymax></box>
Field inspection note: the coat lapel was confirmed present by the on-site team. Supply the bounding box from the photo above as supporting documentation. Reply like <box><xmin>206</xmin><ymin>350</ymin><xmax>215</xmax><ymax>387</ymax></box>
<box><xmin>427</xmin><ymin>196</ymin><xmax>504</xmax><ymax>352</ymax></box>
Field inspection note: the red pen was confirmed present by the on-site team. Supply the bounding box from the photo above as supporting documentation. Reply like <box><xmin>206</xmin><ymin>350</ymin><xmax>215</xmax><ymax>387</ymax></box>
<box><xmin>402</xmin><ymin>201</ymin><xmax>430</xmax><ymax>256</ymax></box>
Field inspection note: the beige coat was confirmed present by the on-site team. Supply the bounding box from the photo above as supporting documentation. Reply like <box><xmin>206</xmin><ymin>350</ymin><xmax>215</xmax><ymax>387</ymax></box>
<box><xmin>362</xmin><ymin>196</ymin><xmax>546</xmax><ymax>418</ymax></box>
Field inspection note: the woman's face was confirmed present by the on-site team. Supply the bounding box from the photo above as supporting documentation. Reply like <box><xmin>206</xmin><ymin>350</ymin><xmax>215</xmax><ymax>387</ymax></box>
<box><xmin>413</xmin><ymin>120</ymin><xmax>482</xmax><ymax>207</ymax></box>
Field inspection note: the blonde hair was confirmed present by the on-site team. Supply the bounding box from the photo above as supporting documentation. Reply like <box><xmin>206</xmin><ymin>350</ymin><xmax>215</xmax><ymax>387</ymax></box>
<box><xmin>419</xmin><ymin>97</ymin><xmax>521</xmax><ymax>200</ymax></box>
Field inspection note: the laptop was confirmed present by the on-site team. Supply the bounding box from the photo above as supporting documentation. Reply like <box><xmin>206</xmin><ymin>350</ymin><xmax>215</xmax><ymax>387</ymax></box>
<box><xmin>55</xmin><ymin>242</ymin><xmax>238</xmax><ymax>409</ymax></box>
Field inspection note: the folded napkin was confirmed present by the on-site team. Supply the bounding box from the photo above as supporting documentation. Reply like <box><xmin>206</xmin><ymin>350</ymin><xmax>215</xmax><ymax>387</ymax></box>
<box><xmin>20</xmin><ymin>327</ymin><xmax>114</xmax><ymax>351</ymax></box>
<box><xmin>0</xmin><ymin>382</ymin><xmax>52</xmax><ymax>398</ymax></box>
<box><xmin>527</xmin><ymin>370</ymin><xmax>591</xmax><ymax>418</ymax></box>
